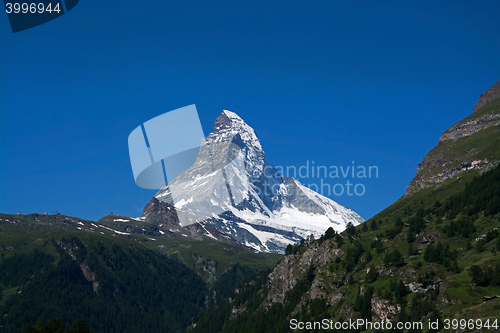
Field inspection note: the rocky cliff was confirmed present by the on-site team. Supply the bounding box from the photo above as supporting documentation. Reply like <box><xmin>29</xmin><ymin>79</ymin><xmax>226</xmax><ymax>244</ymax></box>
<box><xmin>473</xmin><ymin>80</ymin><xmax>500</xmax><ymax>113</ymax></box>
<box><xmin>266</xmin><ymin>237</ymin><xmax>343</xmax><ymax>306</ymax></box>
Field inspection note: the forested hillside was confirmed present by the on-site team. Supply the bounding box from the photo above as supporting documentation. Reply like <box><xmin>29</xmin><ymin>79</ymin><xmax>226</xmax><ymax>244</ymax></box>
<box><xmin>0</xmin><ymin>232</ymin><xmax>206</xmax><ymax>333</ymax></box>
<box><xmin>0</xmin><ymin>210</ymin><xmax>280</xmax><ymax>332</ymax></box>
<box><xmin>190</xmin><ymin>164</ymin><xmax>500</xmax><ymax>333</ymax></box>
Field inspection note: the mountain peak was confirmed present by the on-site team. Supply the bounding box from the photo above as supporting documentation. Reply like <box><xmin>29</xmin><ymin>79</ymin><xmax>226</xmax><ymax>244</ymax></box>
<box><xmin>214</xmin><ymin>110</ymin><xmax>250</xmax><ymax>132</ymax></box>
<box><xmin>152</xmin><ymin>109</ymin><xmax>364</xmax><ymax>253</ymax></box>
<box><xmin>473</xmin><ymin>80</ymin><xmax>500</xmax><ymax>112</ymax></box>
<box><xmin>210</xmin><ymin>110</ymin><xmax>263</xmax><ymax>154</ymax></box>
<box><xmin>213</xmin><ymin>111</ymin><xmax>234</xmax><ymax>133</ymax></box>
<box><xmin>222</xmin><ymin>109</ymin><xmax>242</xmax><ymax>120</ymax></box>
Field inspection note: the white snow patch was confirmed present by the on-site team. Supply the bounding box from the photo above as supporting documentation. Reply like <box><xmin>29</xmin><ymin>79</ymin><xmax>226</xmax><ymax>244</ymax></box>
<box><xmin>175</xmin><ymin>198</ymin><xmax>193</xmax><ymax>209</ymax></box>
<box><xmin>98</xmin><ymin>224</ymin><xmax>130</xmax><ymax>235</ymax></box>
<box><xmin>200</xmin><ymin>224</ymin><xmax>217</xmax><ymax>240</ymax></box>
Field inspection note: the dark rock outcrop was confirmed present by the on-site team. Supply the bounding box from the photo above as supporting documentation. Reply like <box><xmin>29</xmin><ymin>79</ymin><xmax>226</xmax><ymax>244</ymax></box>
<box><xmin>474</xmin><ymin>80</ymin><xmax>500</xmax><ymax>112</ymax></box>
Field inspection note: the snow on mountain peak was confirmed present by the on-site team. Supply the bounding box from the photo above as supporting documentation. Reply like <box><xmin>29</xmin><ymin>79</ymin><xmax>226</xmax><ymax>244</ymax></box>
<box><xmin>209</xmin><ymin>110</ymin><xmax>264</xmax><ymax>179</ymax></box>
<box><xmin>152</xmin><ymin>109</ymin><xmax>364</xmax><ymax>253</ymax></box>
<box><xmin>212</xmin><ymin>110</ymin><xmax>262</xmax><ymax>149</ymax></box>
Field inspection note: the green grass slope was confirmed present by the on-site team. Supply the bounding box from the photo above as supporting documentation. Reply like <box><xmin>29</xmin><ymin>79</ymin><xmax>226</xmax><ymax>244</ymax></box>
<box><xmin>405</xmin><ymin>94</ymin><xmax>500</xmax><ymax>197</ymax></box>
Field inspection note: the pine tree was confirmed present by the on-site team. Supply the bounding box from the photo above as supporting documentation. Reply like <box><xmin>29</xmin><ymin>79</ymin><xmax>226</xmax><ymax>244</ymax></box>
<box><xmin>346</xmin><ymin>222</ymin><xmax>357</xmax><ymax>235</ymax></box>
<box><xmin>366</xmin><ymin>266</ymin><xmax>377</xmax><ymax>283</ymax></box>
<box><xmin>407</xmin><ymin>242</ymin><xmax>415</xmax><ymax>256</ymax></box>
<box><xmin>468</xmin><ymin>265</ymin><xmax>484</xmax><ymax>285</ymax></box>
<box><xmin>324</xmin><ymin>227</ymin><xmax>335</xmax><ymax>240</ymax></box>
<box><xmin>383</xmin><ymin>252</ymin><xmax>392</xmax><ymax>267</ymax></box>
<box><xmin>391</xmin><ymin>249</ymin><xmax>404</xmax><ymax>267</ymax></box>
<box><xmin>364</xmin><ymin>251</ymin><xmax>372</xmax><ymax>263</ymax></box>
<box><xmin>476</xmin><ymin>240</ymin><xmax>485</xmax><ymax>253</ymax></box>
<box><xmin>71</xmin><ymin>319</ymin><xmax>91</xmax><ymax>333</ymax></box>
<box><xmin>35</xmin><ymin>318</ymin><xmax>48</xmax><ymax>332</ymax></box>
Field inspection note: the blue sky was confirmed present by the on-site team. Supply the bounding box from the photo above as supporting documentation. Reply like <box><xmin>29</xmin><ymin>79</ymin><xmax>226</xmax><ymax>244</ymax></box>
<box><xmin>1</xmin><ymin>0</ymin><xmax>499</xmax><ymax>221</ymax></box>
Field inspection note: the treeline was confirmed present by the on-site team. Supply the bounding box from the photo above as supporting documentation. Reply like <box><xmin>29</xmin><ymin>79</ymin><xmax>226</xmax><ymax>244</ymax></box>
<box><xmin>440</xmin><ymin>164</ymin><xmax>500</xmax><ymax>218</ymax></box>
<box><xmin>285</xmin><ymin>226</ymin><xmax>340</xmax><ymax>255</ymax></box>
<box><xmin>423</xmin><ymin>242</ymin><xmax>460</xmax><ymax>273</ymax></box>
<box><xmin>415</xmin><ymin>164</ymin><xmax>500</xmax><ymax>220</ymax></box>
<box><xmin>441</xmin><ymin>217</ymin><xmax>477</xmax><ymax>238</ymax></box>
<box><xmin>468</xmin><ymin>263</ymin><xmax>500</xmax><ymax>287</ymax></box>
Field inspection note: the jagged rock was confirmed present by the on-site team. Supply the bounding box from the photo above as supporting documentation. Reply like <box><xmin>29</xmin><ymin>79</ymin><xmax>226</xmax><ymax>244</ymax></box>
<box><xmin>192</xmin><ymin>254</ymin><xmax>217</xmax><ymax>284</ymax></box>
<box><xmin>57</xmin><ymin>240</ymin><xmax>79</xmax><ymax>261</ymax></box>
<box><xmin>141</xmin><ymin>197</ymin><xmax>180</xmax><ymax>226</ymax></box>
<box><xmin>439</xmin><ymin>114</ymin><xmax>500</xmax><ymax>142</ymax></box>
<box><xmin>398</xmin><ymin>267</ymin><xmax>417</xmax><ymax>278</ymax></box>
<box><xmin>416</xmin><ymin>235</ymin><xmax>435</xmax><ymax>245</ymax></box>
<box><xmin>406</xmin><ymin>158</ymin><xmax>499</xmax><ymax>198</ymax></box>
<box><xmin>407</xmin><ymin>280</ymin><xmax>441</xmax><ymax>294</ymax></box>
<box><xmin>371</xmin><ymin>297</ymin><xmax>401</xmax><ymax>322</ymax></box>
<box><xmin>141</xmin><ymin>197</ymin><xmax>247</xmax><ymax>247</ymax></box>
<box><xmin>326</xmin><ymin>290</ymin><xmax>346</xmax><ymax>307</ymax></box>
<box><xmin>474</xmin><ymin>80</ymin><xmax>500</xmax><ymax>112</ymax></box>
<box><xmin>80</xmin><ymin>264</ymin><xmax>100</xmax><ymax>293</ymax></box>
<box><xmin>376</xmin><ymin>266</ymin><xmax>396</xmax><ymax>277</ymax></box>
<box><xmin>266</xmin><ymin>238</ymin><xmax>341</xmax><ymax>305</ymax></box>
<box><xmin>58</xmin><ymin>240</ymin><xmax>100</xmax><ymax>293</ymax></box>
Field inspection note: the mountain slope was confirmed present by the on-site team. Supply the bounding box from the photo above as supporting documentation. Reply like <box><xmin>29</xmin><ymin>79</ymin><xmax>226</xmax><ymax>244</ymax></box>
<box><xmin>153</xmin><ymin>110</ymin><xmax>364</xmax><ymax>253</ymax></box>
<box><xmin>0</xmin><ymin>211</ymin><xmax>282</xmax><ymax>332</ymax></box>
<box><xmin>0</xmin><ymin>229</ymin><xmax>206</xmax><ymax>333</ymax></box>
<box><xmin>190</xmin><ymin>81</ymin><xmax>500</xmax><ymax>333</ymax></box>
<box><xmin>405</xmin><ymin>80</ymin><xmax>500</xmax><ymax>197</ymax></box>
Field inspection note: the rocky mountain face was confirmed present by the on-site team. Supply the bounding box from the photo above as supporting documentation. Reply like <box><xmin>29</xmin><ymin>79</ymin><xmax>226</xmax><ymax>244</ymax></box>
<box><xmin>438</xmin><ymin>113</ymin><xmax>500</xmax><ymax>142</ymax></box>
<box><xmin>140</xmin><ymin>197</ymin><xmax>246</xmax><ymax>247</ymax></box>
<box><xmin>266</xmin><ymin>238</ymin><xmax>343</xmax><ymax>306</ymax></box>
<box><xmin>149</xmin><ymin>110</ymin><xmax>364</xmax><ymax>253</ymax></box>
<box><xmin>473</xmin><ymin>80</ymin><xmax>500</xmax><ymax>112</ymax></box>
<box><xmin>405</xmin><ymin>81</ymin><xmax>500</xmax><ymax>197</ymax></box>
